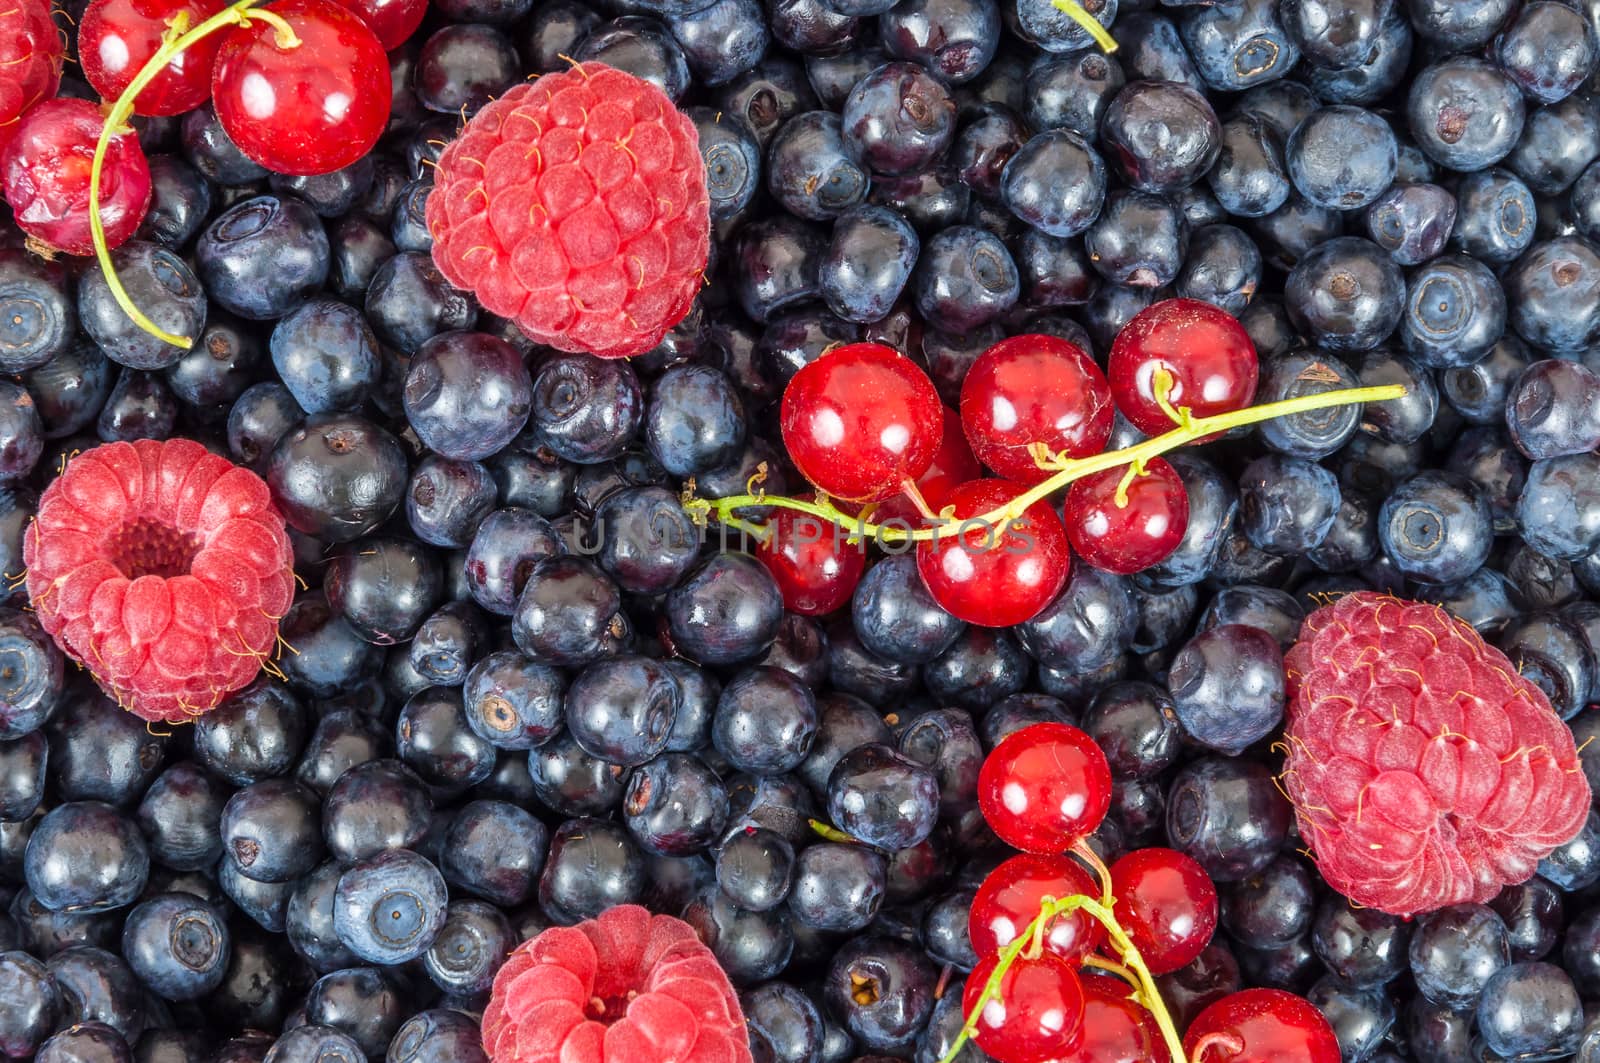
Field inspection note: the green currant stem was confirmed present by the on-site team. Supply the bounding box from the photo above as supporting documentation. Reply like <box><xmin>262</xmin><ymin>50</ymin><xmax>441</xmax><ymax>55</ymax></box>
<box><xmin>686</xmin><ymin>383</ymin><xmax>1408</xmax><ymax>544</ymax></box>
<box><xmin>939</xmin><ymin>893</ymin><xmax>1189</xmax><ymax>1063</ymax></box>
<box><xmin>89</xmin><ymin>0</ymin><xmax>298</xmax><ymax>351</ymax></box>
<box><xmin>1049</xmin><ymin>0</ymin><xmax>1118</xmax><ymax>52</ymax></box>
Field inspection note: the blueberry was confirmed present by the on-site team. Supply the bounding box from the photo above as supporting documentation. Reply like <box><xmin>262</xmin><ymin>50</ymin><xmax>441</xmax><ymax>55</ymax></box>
<box><xmin>789</xmin><ymin>842</ymin><xmax>886</xmax><ymax>932</ymax></box>
<box><xmin>666</xmin><ymin>552</ymin><xmax>784</xmax><ymax>665</ymax></box>
<box><xmin>195</xmin><ymin>197</ymin><xmax>328</xmax><ymax>322</ymax></box>
<box><xmin>1239</xmin><ymin>454</ymin><xmax>1341</xmax><ymax>555</ymax></box>
<box><xmin>1505</xmin><ymin>95</ymin><xmax>1600</xmax><ymax>197</ymax></box>
<box><xmin>1406</xmin><ymin>903</ymin><xmax>1511</xmax><ymax>1011</ymax></box>
<box><xmin>1208</xmin><ymin>114</ymin><xmax>1291</xmax><ymax>219</ymax></box>
<box><xmin>1364</xmin><ymin>182</ymin><xmax>1456</xmax><ymax>265</ymax></box>
<box><xmin>1505</xmin><ymin>237</ymin><xmax>1600</xmax><ymax>356</ymax></box>
<box><xmin>1083</xmin><ymin>189</ymin><xmax>1187</xmax><ymax>288</ymax></box>
<box><xmin>911</xmin><ymin>224</ymin><xmax>1020</xmax><ymax>330</ymax></box>
<box><xmin>0</xmin><ymin>951</ymin><xmax>57</xmax><ymax>1058</ymax></box>
<box><xmin>1178</xmin><ymin>0</ymin><xmax>1301</xmax><ymax>93</ymax></box>
<box><xmin>1453</xmin><ymin>168</ymin><xmax>1536</xmax><ymax>263</ymax></box>
<box><xmin>768</xmin><ymin>111</ymin><xmax>870</xmax><ymax>221</ymax></box>
<box><xmin>220</xmin><ymin>779</ymin><xmax>323</xmax><ymax>884</ymax></box>
<box><xmin>715</xmin><ymin>827</ymin><xmax>794</xmax><ymax>912</ymax></box>
<box><xmin>563</xmin><ymin>655</ymin><xmax>679</xmax><ymax>768</ymax></box>
<box><xmin>1477</xmin><ymin>962</ymin><xmax>1585</xmax><ymax>1060</ymax></box>
<box><xmin>1000</xmin><ymin>130</ymin><xmax>1106</xmax><ymax>238</ymax></box>
<box><xmin>820</xmin><ymin>205</ymin><xmax>921</xmax><ymax>322</ymax></box>
<box><xmin>331</xmin><ymin>849</ymin><xmax>448</xmax><ymax>966</ymax></box>
<box><xmin>540</xmin><ymin>817</ymin><xmax>647</xmax><ymax>923</ymax></box>
<box><xmin>1222</xmin><ymin>856</ymin><xmax>1317</xmax><ymax>950</ymax></box>
<box><xmin>826</xmin><ymin>743</ymin><xmax>939</xmax><ymax>850</ymax></box>
<box><xmin>853</xmin><ymin>555</ymin><xmax>965</xmax><ymax>664</ymax></box>
<box><xmin>387</xmin><ymin>1009</ymin><xmax>487</xmax><ymax>1063</ymax></box>
<box><xmin>324</xmin><ymin>537</ymin><xmax>442</xmax><ymax>647</ymax></box>
<box><xmin>0</xmin><ymin>251</ymin><xmax>73</xmax><ymax>374</ymax></box>
<box><xmin>1165</xmin><ymin>756</ymin><xmax>1291</xmax><ymax>882</ymax></box>
<box><xmin>1312</xmin><ymin>898</ymin><xmax>1410</xmax><ymax>989</ymax></box>
<box><xmin>527</xmin><ymin>730</ymin><xmax>626</xmax><ymax>818</ymax></box>
<box><xmin>1517</xmin><ymin>453</ymin><xmax>1600</xmax><ymax>561</ymax></box>
<box><xmin>267</xmin><ymin>415</ymin><xmax>408</xmax><ymax>543</ymax></box>
<box><xmin>840</xmin><ymin>62</ymin><xmax>956</xmax><ymax>176</ymax></box>
<box><xmin>303</xmin><ymin>967</ymin><xmax>405</xmax><ymax>1059</ymax></box>
<box><xmin>823</xmin><ymin>936</ymin><xmax>936</xmax><ymax>1054</ymax></box>
<box><xmin>1306</xmin><ymin>976</ymin><xmax>1395</xmax><ymax>1063</ymax></box>
<box><xmin>35</xmin><ymin>1022</ymin><xmax>130</xmax><ymax>1063</ymax></box>
<box><xmin>120</xmin><ymin>894</ymin><xmax>229</xmax><ymax>1002</ymax></box>
<box><xmin>77</xmin><ymin>241</ymin><xmax>207</xmax><ymax>371</ymax></box>
<box><xmin>1380</xmin><ymin>470</ymin><xmax>1494</xmax><ymax>583</ymax></box>
<box><xmin>691</xmin><ymin>108</ymin><xmax>762</xmax><ymax>222</ymax></box>
<box><xmin>1025</xmin><ymin>48</ymin><xmax>1124</xmax><ymax>140</ymax></box>
<box><xmin>1284</xmin><ymin>236</ymin><xmax>1405</xmax><ymax>353</ymax></box>
<box><xmin>365</xmin><ymin>252</ymin><xmax>478</xmax><ymax>354</ymax></box>
<box><xmin>1495</xmin><ymin>2</ymin><xmax>1597</xmax><ymax>105</ymax></box>
<box><xmin>1506</xmin><ymin>360</ymin><xmax>1600</xmax><ymax>460</ymax></box>
<box><xmin>1167</xmin><ymin>624</ymin><xmax>1285</xmax><ymax>756</ymax></box>
<box><xmin>1102</xmin><ymin>80</ymin><xmax>1221</xmax><ymax>195</ymax></box>
<box><xmin>712</xmin><ymin>665</ymin><xmax>819</xmax><ymax>775</ymax></box>
<box><xmin>24</xmin><ymin>802</ymin><xmax>148</xmax><ymax>913</ymax></box>
<box><xmin>644</xmin><ymin>365</ymin><xmax>746</xmax><ymax>477</ymax></box>
<box><xmin>0</xmin><ymin>609</ymin><xmax>62</xmax><ymax>742</ymax></box>
<box><xmin>135</xmin><ymin>763</ymin><xmax>226</xmax><ymax>872</ymax></box>
<box><xmin>404</xmin><ymin>331</ymin><xmax>532</xmax><ymax>462</ymax></box>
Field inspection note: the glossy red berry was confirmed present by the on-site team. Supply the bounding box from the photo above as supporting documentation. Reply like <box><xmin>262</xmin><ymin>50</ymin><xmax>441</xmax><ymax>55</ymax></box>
<box><xmin>328</xmin><ymin>0</ymin><xmax>425</xmax><ymax>49</ymax></box>
<box><xmin>915</xmin><ymin>478</ymin><xmax>1070</xmax><ymax>627</ymax></box>
<box><xmin>1058</xmin><ymin>976</ymin><xmax>1164</xmax><ymax>1063</ymax></box>
<box><xmin>1</xmin><ymin>97</ymin><xmax>152</xmax><ymax>257</ymax></box>
<box><xmin>80</xmin><ymin>0</ymin><xmax>225</xmax><ymax>116</ymax></box>
<box><xmin>1064</xmin><ymin>456</ymin><xmax>1190</xmax><ymax>575</ymax></box>
<box><xmin>1108</xmin><ymin>847</ymin><xmax>1218</xmax><ymax>976</ymax></box>
<box><xmin>868</xmin><ymin>404</ymin><xmax>983</xmax><ymax>525</ymax></box>
<box><xmin>970</xmin><ymin>854</ymin><xmax>1104</xmax><ymax>963</ymax></box>
<box><xmin>963</xmin><ymin>951</ymin><xmax>1087</xmax><ymax>1063</ymax></box>
<box><xmin>960</xmin><ymin>335</ymin><xmax>1114</xmax><ymax>484</ymax></box>
<box><xmin>1183</xmin><ymin>989</ymin><xmax>1341</xmax><ymax>1063</ymax></box>
<box><xmin>780</xmin><ymin>343</ymin><xmax>942</xmax><ymax>503</ymax></box>
<box><xmin>211</xmin><ymin>0</ymin><xmax>390</xmax><ymax>175</ymax></box>
<box><xmin>0</xmin><ymin>0</ymin><xmax>63</xmax><ymax>157</ymax></box>
<box><xmin>755</xmin><ymin>508</ymin><xmax>866</xmax><ymax>617</ymax></box>
<box><xmin>978</xmin><ymin>723</ymin><xmax>1112</xmax><ymax>854</ymax></box>
<box><xmin>1108</xmin><ymin>298</ymin><xmax>1259</xmax><ymax>437</ymax></box>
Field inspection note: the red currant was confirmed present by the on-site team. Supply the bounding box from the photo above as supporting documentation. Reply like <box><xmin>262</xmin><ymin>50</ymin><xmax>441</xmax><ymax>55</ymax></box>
<box><xmin>755</xmin><ymin>508</ymin><xmax>866</xmax><ymax>617</ymax></box>
<box><xmin>779</xmin><ymin>343</ymin><xmax>943</xmax><ymax>503</ymax></box>
<box><xmin>960</xmin><ymin>335</ymin><xmax>1114</xmax><ymax>484</ymax></box>
<box><xmin>915</xmin><ymin>479</ymin><xmax>1070</xmax><ymax>627</ymax></box>
<box><xmin>1</xmin><ymin>97</ymin><xmax>151</xmax><ymax>257</ymax></box>
<box><xmin>80</xmin><ymin>0</ymin><xmax>225</xmax><ymax>117</ymax></box>
<box><xmin>211</xmin><ymin>0</ymin><xmax>391</xmax><ymax>176</ymax></box>
<box><xmin>963</xmin><ymin>951</ymin><xmax>1087</xmax><ymax>1063</ymax></box>
<box><xmin>1108</xmin><ymin>298</ymin><xmax>1258</xmax><ymax>437</ymax></box>
<box><xmin>1063</xmin><ymin>457</ymin><xmax>1190</xmax><ymax>575</ymax></box>
<box><xmin>1108</xmin><ymin>847</ymin><xmax>1218</xmax><ymax>976</ymax></box>
<box><xmin>868</xmin><ymin>404</ymin><xmax>983</xmax><ymax>525</ymax></box>
<box><xmin>0</xmin><ymin>0</ymin><xmax>63</xmax><ymax>158</ymax></box>
<box><xmin>970</xmin><ymin>854</ymin><xmax>1104</xmax><ymax>963</ymax></box>
<box><xmin>328</xmin><ymin>0</ymin><xmax>425</xmax><ymax>49</ymax></box>
<box><xmin>1183</xmin><ymin>989</ymin><xmax>1341</xmax><ymax>1063</ymax></box>
<box><xmin>977</xmin><ymin>723</ymin><xmax>1111</xmax><ymax>854</ymax></box>
<box><xmin>1057</xmin><ymin>976</ymin><xmax>1163</xmax><ymax>1063</ymax></box>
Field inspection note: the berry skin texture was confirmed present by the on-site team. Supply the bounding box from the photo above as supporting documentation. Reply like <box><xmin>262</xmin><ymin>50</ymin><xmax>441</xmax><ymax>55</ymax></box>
<box><xmin>0</xmin><ymin>0</ymin><xmax>63</xmax><ymax>156</ymax></box>
<box><xmin>1108</xmin><ymin>847</ymin><xmax>1219</xmax><ymax>975</ymax></box>
<box><xmin>481</xmin><ymin>903</ymin><xmax>753</xmax><ymax>1063</ymax></box>
<box><xmin>963</xmin><ymin>950</ymin><xmax>1087</xmax><ymax>1063</ymax></box>
<box><xmin>2</xmin><ymin>97</ymin><xmax>151</xmax><ymax>257</ymax></box>
<box><xmin>427</xmin><ymin>64</ymin><xmax>711</xmax><ymax>359</ymax></box>
<box><xmin>23</xmin><ymin>438</ymin><xmax>295</xmax><ymax>724</ymax></box>
<box><xmin>977</xmin><ymin>722</ymin><xmax>1112</xmax><ymax>854</ymax></box>
<box><xmin>1183</xmin><ymin>988</ymin><xmax>1341</xmax><ymax>1063</ymax></box>
<box><xmin>915</xmin><ymin>478</ymin><xmax>1070</xmax><ymax>627</ymax></box>
<box><xmin>79</xmin><ymin>0</ymin><xmax>225</xmax><ymax>117</ymax></box>
<box><xmin>1282</xmin><ymin>592</ymin><xmax>1592</xmax><ymax>917</ymax></box>
<box><xmin>211</xmin><ymin>0</ymin><xmax>391</xmax><ymax>176</ymax></box>
<box><xmin>780</xmin><ymin>342</ymin><xmax>943</xmax><ymax>503</ymax></box>
<box><xmin>1108</xmin><ymin>298</ymin><xmax>1259</xmax><ymax>438</ymax></box>
<box><xmin>960</xmin><ymin>335</ymin><xmax>1114</xmax><ymax>484</ymax></box>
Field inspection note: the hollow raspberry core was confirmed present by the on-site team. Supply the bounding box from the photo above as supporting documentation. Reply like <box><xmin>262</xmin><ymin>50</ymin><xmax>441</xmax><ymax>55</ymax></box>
<box><xmin>24</xmin><ymin>438</ymin><xmax>295</xmax><ymax>723</ymax></box>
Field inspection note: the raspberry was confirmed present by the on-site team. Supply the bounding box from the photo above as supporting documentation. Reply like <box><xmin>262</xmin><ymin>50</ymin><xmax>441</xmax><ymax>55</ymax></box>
<box><xmin>482</xmin><ymin>904</ymin><xmax>752</xmax><ymax>1063</ymax></box>
<box><xmin>1281</xmin><ymin>592</ymin><xmax>1591</xmax><ymax>917</ymax></box>
<box><xmin>0</xmin><ymin>0</ymin><xmax>62</xmax><ymax>157</ymax></box>
<box><xmin>426</xmin><ymin>63</ymin><xmax>710</xmax><ymax>359</ymax></box>
<box><xmin>23</xmin><ymin>439</ymin><xmax>294</xmax><ymax>724</ymax></box>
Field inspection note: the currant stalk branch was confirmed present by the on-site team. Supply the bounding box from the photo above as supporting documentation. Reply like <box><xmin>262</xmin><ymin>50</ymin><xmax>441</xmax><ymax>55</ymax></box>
<box><xmin>685</xmin><ymin>383</ymin><xmax>1409</xmax><ymax>544</ymax></box>
<box><xmin>89</xmin><ymin>0</ymin><xmax>297</xmax><ymax>350</ymax></box>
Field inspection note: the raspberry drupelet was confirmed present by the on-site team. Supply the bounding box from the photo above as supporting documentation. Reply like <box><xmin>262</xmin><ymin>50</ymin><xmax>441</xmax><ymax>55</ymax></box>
<box><xmin>426</xmin><ymin>62</ymin><xmax>711</xmax><ymax>359</ymax></box>
<box><xmin>24</xmin><ymin>438</ymin><xmax>294</xmax><ymax>724</ymax></box>
<box><xmin>1281</xmin><ymin>591</ymin><xmax>1591</xmax><ymax>917</ymax></box>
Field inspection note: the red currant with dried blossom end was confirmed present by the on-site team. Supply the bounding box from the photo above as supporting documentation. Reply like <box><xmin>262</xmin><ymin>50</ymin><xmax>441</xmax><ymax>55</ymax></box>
<box><xmin>1108</xmin><ymin>298</ymin><xmax>1259</xmax><ymax>437</ymax></box>
<box><xmin>211</xmin><ymin>0</ymin><xmax>391</xmax><ymax>176</ymax></box>
<box><xmin>1108</xmin><ymin>847</ymin><xmax>1219</xmax><ymax>975</ymax></box>
<box><xmin>754</xmin><ymin>508</ymin><xmax>866</xmax><ymax>617</ymax></box>
<box><xmin>969</xmin><ymin>854</ymin><xmax>1104</xmax><ymax>963</ymax></box>
<box><xmin>80</xmin><ymin>0</ymin><xmax>225</xmax><ymax>116</ymax></box>
<box><xmin>867</xmin><ymin>404</ymin><xmax>983</xmax><ymax>526</ymax></box>
<box><xmin>328</xmin><ymin>0</ymin><xmax>425</xmax><ymax>49</ymax></box>
<box><xmin>1</xmin><ymin>97</ymin><xmax>152</xmax><ymax>257</ymax></box>
<box><xmin>960</xmin><ymin>334</ymin><xmax>1114</xmax><ymax>484</ymax></box>
<box><xmin>977</xmin><ymin>723</ymin><xmax>1112</xmax><ymax>854</ymax></box>
<box><xmin>963</xmin><ymin>950</ymin><xmax>1088</xmax><ymax>1063</ymax></box>
<box><xmin>1183</xmin><ymin>989</ymin><xmax>1341</xmax><ymax>1063</ymax></box>
<box><xmin>915</xmin><ymin>478</ymin><xmax>1070</xmax><ymax>627</ymax></box>
<box><xmin>1059</xmin><ymin>976</ymin><xmax>1164</xmax><ymax>1063</ymax></box>
<box><xmin>779</xmin><ymin>342</ymin><xmax>942</xmax><ymax>503</ymax></box>
<box><xmin>1064</xmin><ymin>456</ymin><xmax>1190</xmax><ymax>575</ymax></box>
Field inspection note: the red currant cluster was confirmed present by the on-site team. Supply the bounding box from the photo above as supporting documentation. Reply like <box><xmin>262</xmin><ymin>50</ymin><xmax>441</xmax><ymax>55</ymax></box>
<box><xmin>958</xmin><ymin>722</ymin><xmax>1342</xmax><ymax>1063</ymax></box>
<box><xmin>700</xmin><ymin>297</ymin><xmax>1402</xmax><ymax>629</ymax></box>
<box><xmin>0</xmin><ymin>0</ymin><xmax>394</xmax><ymax>266</ymax></box>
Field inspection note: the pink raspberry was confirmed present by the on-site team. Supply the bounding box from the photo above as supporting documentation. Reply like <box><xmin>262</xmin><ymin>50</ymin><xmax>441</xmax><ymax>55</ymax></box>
<box><xmin>426</xmin><ymin>63</ymin><xmax>710</xmax><ymax>359</ymax></box>
<box><xmin>1282</xmin><ymin>592</ymin><xmax>1591</xmax><ymax>917</ymax></box>
<box><xmin>482</xmin><ymin>904</ymin><xmax>753</xmax><ymax>1063</ymax></box>
<box><xmin>23</xmin><ymin>438</ymin><xmax>295</xmax><ymax>724</ymax></box>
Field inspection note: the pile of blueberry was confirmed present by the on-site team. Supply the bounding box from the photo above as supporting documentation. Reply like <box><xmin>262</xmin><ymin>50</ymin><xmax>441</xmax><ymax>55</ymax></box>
<box><xmin>5</xmin><ymin>0</ymin><xmax>1600</xmax><ymax>1061</ymax></box>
